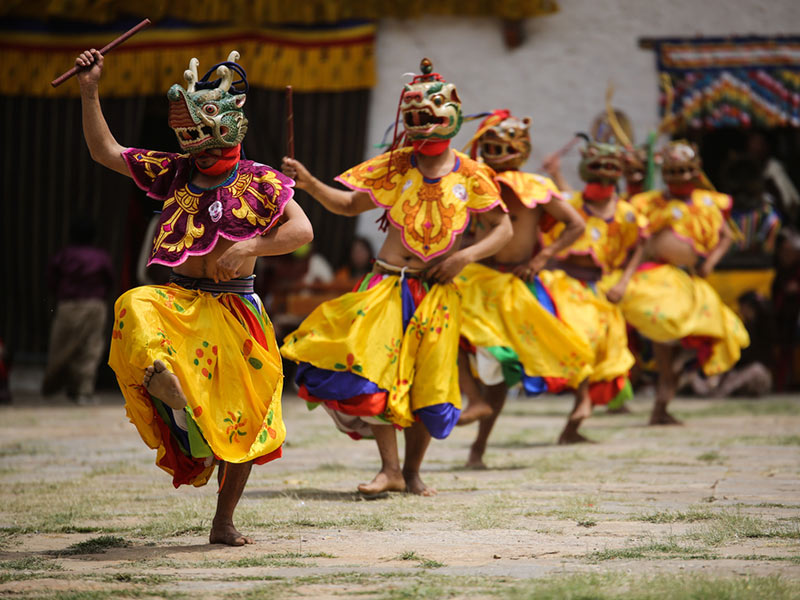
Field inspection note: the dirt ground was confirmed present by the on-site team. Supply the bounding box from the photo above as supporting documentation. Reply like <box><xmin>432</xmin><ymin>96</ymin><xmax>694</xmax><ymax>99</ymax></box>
<box><xmin>1</xmin><ymin>387</ymin><xmax>799</xmax><ymax>599</ymax></box>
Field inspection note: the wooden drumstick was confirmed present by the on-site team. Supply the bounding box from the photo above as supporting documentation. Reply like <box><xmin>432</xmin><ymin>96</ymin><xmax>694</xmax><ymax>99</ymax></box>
<box><xmin>286</xmin><ymin>85</ymin><xmax>295</xmax><ymax>159</ymax></box>
<box><xmin>51</xmin><ymin>18</ymin><xmax>152</xmax><ymax>87</ymax></box>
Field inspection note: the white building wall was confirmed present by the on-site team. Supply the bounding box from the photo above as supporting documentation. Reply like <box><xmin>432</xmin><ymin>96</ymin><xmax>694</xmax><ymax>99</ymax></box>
<box><xmin>356</xmin><ymin>0</ymin><xmax>800</xmax><ymax>249</ymax></box>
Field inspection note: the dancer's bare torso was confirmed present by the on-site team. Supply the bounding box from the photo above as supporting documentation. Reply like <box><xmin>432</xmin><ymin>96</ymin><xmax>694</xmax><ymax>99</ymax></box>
<box><xmin>172</xmin><ymin>160</ymin><xmax>258</xmax><ymax>280</ymax></box>
<box><xmin>376</xmin><ymin>226</ymin><xmax>464</xmax><ymax>271</ymax></box>
<box><xmin>647</xmin><ymin>229</ymin><xmax>699</xmax><ymax>269</ymax></box>
<box><xmin>473</xmin><ymin>186</ymin><xmax>539</xmax><ymax>265</ymax></box>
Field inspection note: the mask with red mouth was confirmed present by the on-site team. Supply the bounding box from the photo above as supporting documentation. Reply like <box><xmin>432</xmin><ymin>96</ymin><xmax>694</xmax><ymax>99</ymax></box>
<box><xmin>577</xmin><ymin>137</ymin><xmax>624</xmax><ymax>202</ymax></box>
<box><xmin>661</xmin><ymin>140</ymin><xmax>701</xmax><ymax>198</ymax></box>
<box><xmin>400</xmin><ymin>58</ymin><xmax>463</xmax><ymax>155</ymax></box>
<box><xmin>472</xmin><ymin>110</ymin><xmax>532</xmax><ymax>171</ymax></box>
<box><xmin>167</xmin><ymin>51</ymin><xmax>248</xmax><ymax>156</ymax></box>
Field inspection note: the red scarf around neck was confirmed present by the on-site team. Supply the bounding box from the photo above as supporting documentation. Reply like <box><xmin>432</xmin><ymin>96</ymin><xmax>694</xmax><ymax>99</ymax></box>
<box><xmin>584</xmin><ymin>182</ymin><xmax>615</xmax><ymax>202</ymax></box>
<box><xmin>195</xmin><ymin>144</ymin><xmax>241</xmax><ymax>175</ymax></box>
<box><xmin>412</xmin><ymin>139</ymin><xmax>450</xmax><ymax>156</ymax></box>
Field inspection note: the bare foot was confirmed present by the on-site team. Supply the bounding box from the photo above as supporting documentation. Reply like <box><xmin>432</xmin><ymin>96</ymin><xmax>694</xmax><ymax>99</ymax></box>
<box><xmin>209</xmin><ymin>522</ymin><xmax>254</xmax><ymax>546</ymax></box>
<box><xmin>357</xmin><ymin>469</ymin><xmax>406</xmax><ymax>496</ymax></box>
<box><xmin>457</xmin><ymin>401</ymin><xmax>494</xmax><ymax>426</ymax></box>
<box><xmin>403</xmin><ymin>471</ymin><xmax>437</xmax><ymax>496</ymax></box>
<box><xmin>144</xmin><ymin>360</ymin><xmax>187</xmax><ymax>410</ymax></box>
<box><xmin>649</xmin><ymin>405</ymin><xmax>683</xmax><ymax>426</ymax></box>
<box><xmin>558</xmin><ymin>429</ymin><xmax>594</xmax><ymax>444</ymax></box>
<box><xmin>465</xmin><ymin>449</ymin><xmax>487</xmax><ymax>470</ymax></box>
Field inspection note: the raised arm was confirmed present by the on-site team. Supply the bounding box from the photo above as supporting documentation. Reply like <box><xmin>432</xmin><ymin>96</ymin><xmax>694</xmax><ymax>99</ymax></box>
<box><xmin>427</xmin><ymin>206</ymin><xmax>513</xmax><ymax>284</ymax></box>
<box><xmin>75</xmin><ymin>49</ymin><xmax>129</xmax><ymax>176</ymax></box>
<box><xmin>515</xmin><ymin>195</ymin><xmax>585</xmax><ymax>282</ymax></box>
<box><xmin>541</xmin><ymin>153</ymin><xmax>573</xmax><ymax>193</ymax></box>
<box><xmin>209</xmin><ymin>199</ymin><xmax>314</xmax><ymax>282</ymax></box>
<box><xmin>282</xmin><ymin>157</ymin><xmax>375</xmax><ymax>216</ymax></box>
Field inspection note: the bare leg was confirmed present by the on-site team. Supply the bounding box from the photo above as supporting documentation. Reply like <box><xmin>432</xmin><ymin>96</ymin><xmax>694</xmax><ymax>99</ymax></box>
<box><xmin>403</xmin><ymin>421</ymin><xmax>436</xmax><ymax>496</ymax></box>
<box><xmin>144</xmin><ymin>359</ymin><xmax>187</xmax><ymax>410</ymax></box>
<box><xmin>357</xmin><ymin>424</ymin><xmax>406</xmax><ymax>495</ymax></box>
<box><xmin>466</xmin><ymin>383</ymin><xmax>507</xmax><ymax>469</ymax></box>
<box><xmin>456</xmin><ymin>348</ymin><xmax>493</xmax><ymax>425</ymax></box>
<box><xmin>650</xmin><ymin>343</ymin><xmax>682</xmax><ymax>425</ymax></box>
<box><xmin>209</xmin><ymin>461</ymin><xmax>254</xmax><ymax>546</ymax></box>
<box><xmin>558</xmin><ymin>379</ymin><xmax>593</xmax><ymax>444</ymax></box>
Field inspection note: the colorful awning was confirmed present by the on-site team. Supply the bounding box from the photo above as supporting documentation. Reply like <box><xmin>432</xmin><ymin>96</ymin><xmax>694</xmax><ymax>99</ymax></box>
<box><xmin>648</xmin><ymin>36</ymin><xmax>800</xmax><ymax>131</ymax></box>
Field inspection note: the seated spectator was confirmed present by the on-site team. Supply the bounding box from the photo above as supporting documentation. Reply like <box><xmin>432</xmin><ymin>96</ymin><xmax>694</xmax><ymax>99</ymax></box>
<box><xmin>683</xmin><ymin>291</ymin><xmax>773</xmax><ymax>397</ymax></box>
<box><xmin>333</xmin><ymin>236</ymin><xmax>375</xmax><ymax>290</ymax></box>
<box><xmin>719</xmin><ymin>157</ymin><xmax>781</xmax><ymax>268</ymax></box>
<box><xmin>772</xmin><ymin>229</ymin><xmax>800</xmax><ymax>390</ymax></box>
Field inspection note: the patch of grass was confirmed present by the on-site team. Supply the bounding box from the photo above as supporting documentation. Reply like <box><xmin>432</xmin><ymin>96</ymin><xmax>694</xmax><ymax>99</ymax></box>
<box><xmin>132</xmin><ymin>505</ymin><xmax>211</xmax><ymax>538</ymax></box>
<box><xmin>236</xmin><ymin>572</ymin><xmax>800</xmax><ymax>600</ymax></box>
<box><xmin>397</xmin><ymin>551</ymin><xmax>444</xmax><ymax>569</ymax></box>
<box><xmin>0</xmin><ymin>441</ymin><xmax>43</xmax><ymax>457</ymax></box>
<box><xmin>690</xmin><ymin>511</ymin><xmax>800</xmax><ymax>546</ymax></box>
<box><xmin>24</xmin><ymin>591</ymin><xmax>182</xmax><ymax>600</ymax></box>
<box><xmin>576</xmin><ymin>519</ymin><xmax>597</xmax><ymax>528</ymax></box>
<box><xmin>732</xmin><ymin>554</ymin><xmax>800</xmax><ymax>564</ymax></box>
<box><xmin>530</xmin><ymin>495</ymin><xmax>600</xmax><ymax>521</ymax></box>
<box><xmin>589</xmin><ymin>537</ymin><xmax>717</xmax><ymax>561</ymax></box>
<box><xmin>203</xmin><ymin>552</ymin><xmax>335</xmax><ymax>569</ymax></box>
<box><xmin>675</xmin><ymin>397</ymin><xmax>799</xmax><ymax>419</ymax></box>
<box><xmin>0</xmin><ymin>556</ymin><xmax>63</xmax><ymax>571</ymax></box>
<box><xmin>460</xmin><ymin>494</ymin><xmax>518</xmax><ymax>529</ymax></box>
<box><xmin>54</xmin><ymin>535</ymin><xmax>130</xmax><ymax>556</ymax></box>
<box><xmin>634</xmin><ymin>507</ymin><xmax>716</xmax><ymax>523</ymax></box>
<box><xmin>100</xmin><ymin>572</ymin><xmax>175</xmax><ymax>584</ymax></box>
<box><xmin>505</xmin><ymin>573</ymin><xmax>799</xmax><ymax>600</ymax></box>
<box><xmin>750</xmin><ymin>502</ymin><xmax>800</xmax><ymax>509</ymax></box>
<box><xmin>314</xmin><ymin>462</ymin><xmax>351</xmax><ymax>472</ymax></box>
<box><xmin>605</xmin><ymin>448</ymin><xmax>658</xmax><ymax>460</ymax></box>
<box><xmin>696</xmin><ymin>450</ymin><xmax>724</xmax><ymax>463</ymax></box>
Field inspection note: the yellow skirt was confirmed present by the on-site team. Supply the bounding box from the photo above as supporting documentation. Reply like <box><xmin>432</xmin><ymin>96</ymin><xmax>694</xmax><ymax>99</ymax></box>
<box><xmin>281</xmin><ymin>274</ymin><xmax>461</xmax><ymax>434</ymax></box>
<box><xmin>537</xmin><ymin>270</ymin><xmax>635</xmax><ymax>385</ymax></box>
<box><xmin>455</xmin><ymin>262</ymin><xmax>592</xmax><ymax>388</ymax></box>
<box><xmin>108</xmin><ymin>285</ymin><xmax>285</xmax><ymax>487</ymax></box>
<box><xmin>601</xmin><ymin>264</ymin><xmax>750</xmax><ymax>375</ymax></box>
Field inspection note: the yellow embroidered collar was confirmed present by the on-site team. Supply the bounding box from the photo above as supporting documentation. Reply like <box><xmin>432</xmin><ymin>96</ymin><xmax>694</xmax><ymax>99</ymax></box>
<box><xmin>336</xmin><ymin>147</ymin><xmax>502</xmax><ymax>261</ymax></box>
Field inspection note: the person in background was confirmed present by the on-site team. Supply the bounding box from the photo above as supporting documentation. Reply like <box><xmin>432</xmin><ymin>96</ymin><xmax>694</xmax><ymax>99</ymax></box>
<box><xmin>333</xmin><ymin>236</ymin><xmax>375</xmax><ymax>290</ymax></box>
<box><xmin>747</xmin><ymin>130</ymin><xmax>799</xmax><ymax>225</ymax></box>
<box><xmin>683</xmin><ymin>291</ymin><xmax>773</xmax><ymax>397</ymax></box>
<box><xmin>772</xmin><ymin>229</ymin><xmax>800</xmax><ymax>390</ymax></box>
<box><xmin>42</xmin><ymin>217</ymin><xmax>113</xmax><ymax>404</ymax></box>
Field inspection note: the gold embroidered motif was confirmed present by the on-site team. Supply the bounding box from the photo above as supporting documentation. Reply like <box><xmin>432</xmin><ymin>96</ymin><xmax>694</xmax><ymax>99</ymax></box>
<box><xmin>231</xmin><ymin>172</ymin><xmax>281</xmax><ymax>227</ymax></box>
<box><xmin>151</xmin><ymin>211</ymin><xmax>205</xmax><ymax>257</ymax></box>
<box><xmin>402</xmin><ymin>183</ymin><xmax>456</xmax><ymax>250</ymax></box>
<box><xmin>173</xmin><ymin>186</ymin><xmax>203</xmax><ymax>214</ymax></box>
<box><xmin>133</xmin><ymin>151</ymin><xmax>175</xmax><ymax>182</ymax></box>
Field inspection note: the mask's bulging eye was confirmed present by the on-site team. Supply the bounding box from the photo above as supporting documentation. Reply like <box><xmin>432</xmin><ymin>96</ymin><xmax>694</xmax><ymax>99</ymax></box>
<box><xmin>203</xmin><ymin>103</ymin><xmax>219</xmax><ymax>116</ymax></box>
<box><xmin>431</xmin><ymin>94</ymin><xmax>444</xmax><ymax>107</ymax></box>
<box><xmin>507</xmin><ymin>128</ymin><xmax>517</xmax><ymax>138</ymax></box>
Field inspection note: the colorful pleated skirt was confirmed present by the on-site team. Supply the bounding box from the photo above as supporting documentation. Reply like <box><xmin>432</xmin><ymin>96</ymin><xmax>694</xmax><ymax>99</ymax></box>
<box><xmin>537</xmin><ymin>269</ymin><xmax>635</xmax><ymax>406</ymax></box>
<box><xmin>455</xmin><ymin>262</ymin><xmax>592</xmax><ymax>394</ymax></box>
<box><xmin>108</xmin><ymin>281</ymin><xmax>285</xmax><ymax>488</ymax></box>
<box><xmin>601</xmin><ymin>263</ymin><xmax>750</xmax><ymax>375</ymax></box>
<box><xmin>280</xmin><ymin>272</ymin><xmax>461</xmax><ymax>440</ymax></box>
